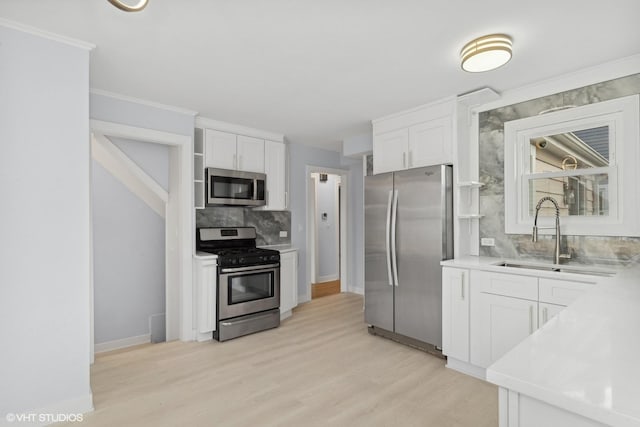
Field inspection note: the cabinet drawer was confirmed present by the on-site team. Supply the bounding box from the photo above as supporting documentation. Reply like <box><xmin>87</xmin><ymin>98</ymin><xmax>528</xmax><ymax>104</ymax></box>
<box><xmin>538</xmin><ymin>278</ymin><xmax>594</xmax><ymax>306</ymax></box>
<box><xmin>473</xmin><ymin>270</ymin><xmax>538</xmax><ymax>300</ymax></box>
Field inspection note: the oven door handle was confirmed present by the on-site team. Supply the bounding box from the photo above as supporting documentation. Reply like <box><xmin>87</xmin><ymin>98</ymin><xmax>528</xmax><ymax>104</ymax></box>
<box><xmin>219</xmin><ymin>263</ymin><xmax>280</xmax><ymax>274</ymax></box>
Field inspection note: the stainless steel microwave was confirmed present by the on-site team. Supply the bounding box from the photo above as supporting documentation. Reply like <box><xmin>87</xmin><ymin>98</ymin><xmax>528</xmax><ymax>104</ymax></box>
<box><xmin>206</xmin><ymin>168</ymin><xmax>266</xmax><ymax>207</ymax></box>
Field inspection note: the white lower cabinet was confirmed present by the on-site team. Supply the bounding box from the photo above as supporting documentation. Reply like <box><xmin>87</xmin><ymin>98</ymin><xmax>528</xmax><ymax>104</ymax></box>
<box><xmin>442</xmin><ymin>267</ymin><xmax>470</xmax><ymax>362</ymax></box>
<box><xmin>539</xmin><ymin>302</ymin><xmax>565</xmax><ymax>326</ymax></box>
<box><xmin>472</xmin><ymin>293</ymin><xmax>537</xmax><ymax>368</ymax></box>
<box><xmin>443</xmin><ymin>265</ymin><xmax>598</xmax><ymax>375</ymax></box>
<box><xmin>279</xmin><ymin>250</ymin><xmax>298</xmax><ymax>319</ymax></box>
<box><xmin>194</xmin><ymin>257</ymin><xmax>217</xmax><ymax>341</ymax></box>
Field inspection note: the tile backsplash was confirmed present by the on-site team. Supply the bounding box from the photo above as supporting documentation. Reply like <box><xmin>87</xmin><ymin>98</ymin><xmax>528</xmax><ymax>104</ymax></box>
<box><xmin>196</xmin><ymin>208</ymin><xmax>291</xmax><ymax>246</ymax></box>
<box><xmin>478</xmin><ymin>73</ymin><xmax>640</xmax><ymax>265</ymax></box>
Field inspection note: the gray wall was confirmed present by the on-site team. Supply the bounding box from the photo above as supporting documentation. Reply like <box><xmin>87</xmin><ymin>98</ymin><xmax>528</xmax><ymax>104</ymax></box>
<box><xmin>196</xmin><ymin>208</ymin><xmax>291</xmax><ymax>246</ymax></box>
<box><xmin>316</xmin><ymin>174</ymin><xmax>340</xmax><ymax>281</ymax></box>
<box><xmin>478</xmin><ymin>73</ymin><xmax>640</xmax><ymax>264</ymax></box>
<box><xmin>90</xmin><ymin>94</ymin><xmax>195</xmax><ymax>345</ymax></box>
<box><xmin>0</xmin><ymin>25</ymin><xmax>92</xmax><ymax>414</ymax></box>
<box><xmin>91</xmin><ymin>138</ymin><xmax>169</xmax><ymax>345</ymax></box>
<box><xmin>289</xmin><ymin>143</ymin><xmax>365</xmax><ymax>299</ymax></box>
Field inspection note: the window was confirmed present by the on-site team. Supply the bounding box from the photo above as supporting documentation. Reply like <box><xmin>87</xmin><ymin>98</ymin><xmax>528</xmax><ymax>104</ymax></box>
<box><xmin>504</xmin><ymin>95</ymin><xmax>639</xmax><ymax>236</ymax></box>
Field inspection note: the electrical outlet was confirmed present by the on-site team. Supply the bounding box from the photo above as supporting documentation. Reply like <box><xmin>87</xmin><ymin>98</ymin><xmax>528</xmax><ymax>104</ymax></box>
<box><xmin>481</xmin><ymin>237</ymin><xmax>495</xmax><ymax>247</ymax></box>
<box><xmin>279</xmin><ymin>231</ymin><xmax>288</xmax><ymax>238</ymax></box>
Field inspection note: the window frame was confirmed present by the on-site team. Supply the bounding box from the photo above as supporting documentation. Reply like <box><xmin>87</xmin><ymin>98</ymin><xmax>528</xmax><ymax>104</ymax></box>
<box><xmin>504</xmin><ymin>94</ymin><xmax>640</xmax><ymax>236</ymax></box>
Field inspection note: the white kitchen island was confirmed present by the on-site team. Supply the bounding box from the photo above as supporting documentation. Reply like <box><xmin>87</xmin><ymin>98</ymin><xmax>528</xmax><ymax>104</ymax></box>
<box><xmin>486</xmin><ymin>263</ymin><xmax>640</xmax><ymax>427</ymax></box>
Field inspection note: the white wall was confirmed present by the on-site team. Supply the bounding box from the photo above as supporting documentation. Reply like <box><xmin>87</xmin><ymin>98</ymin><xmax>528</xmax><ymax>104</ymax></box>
<box><xmin>314</xmin><ymin>174</ymin><xmax>340</xmax><ymax>281</ymax></box>
<box><xmin>91</xmin><ymin>138</ymin><xmax>169</xmax><ymax>346</ymax></box>
<box><xmin>0</xmin><ymin>25</ymin><xmax>93</xmax><ymax>416</ymax></box>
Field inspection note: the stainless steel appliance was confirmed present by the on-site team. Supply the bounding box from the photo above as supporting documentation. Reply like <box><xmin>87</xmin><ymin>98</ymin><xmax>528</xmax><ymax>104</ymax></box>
<box><xmin>206</xmin><ymin>168</ymin><xmax>267</xmax><ymax>207</ymax></box>
<box><xmin>365</xmin><ymin>165</ymin><xmax>453</xmax><ymax>351</ymax></box>
<box><xmin>196</xmin><ymin>227</ymin><xmax>280</xmax><ymax>341</ymax></box>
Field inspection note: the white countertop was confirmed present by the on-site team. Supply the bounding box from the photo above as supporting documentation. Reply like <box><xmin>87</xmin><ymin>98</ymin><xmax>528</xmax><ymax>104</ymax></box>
<box><xmin>259</xmin><ymin>244</ymin><xmax>298</xmax><ymax>254</ymax></box>
<box><xmin>441</xmin><ymin>256</ymin><xmax>620</xmax><ymax>282</ymax></box>
<box><xmin>470</xmin><ymin>258</ymin><xmax>640</xmax><ymax>426</ymax></box>
<box><xmin>194</xmin><ymin>251</ymin><xmax>218</xmax><ymax>260</ymax></box>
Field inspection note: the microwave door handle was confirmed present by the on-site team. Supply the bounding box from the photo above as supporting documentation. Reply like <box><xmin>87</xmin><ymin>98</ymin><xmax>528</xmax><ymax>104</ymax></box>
<box><xmin>253</xmin><ymin>179</ymin><xmax>258</xmax><ymax>200</ymax></box>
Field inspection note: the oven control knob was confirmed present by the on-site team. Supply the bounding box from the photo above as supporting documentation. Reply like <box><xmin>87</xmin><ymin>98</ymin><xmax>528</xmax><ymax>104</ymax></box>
<box><xmin>271</xmin><ymin>255</ymin><xmax>279</xmax><ymax>261</ymax></box>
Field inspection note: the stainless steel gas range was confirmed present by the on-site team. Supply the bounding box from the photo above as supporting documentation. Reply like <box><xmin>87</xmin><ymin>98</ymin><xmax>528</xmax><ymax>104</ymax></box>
<box><xmin>196</xmin><ymin>227</ymin><xmax>281</xmax><ymax>341</ymax></box>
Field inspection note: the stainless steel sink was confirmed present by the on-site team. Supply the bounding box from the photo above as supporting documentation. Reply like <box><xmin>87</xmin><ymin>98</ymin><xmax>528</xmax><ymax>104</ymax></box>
<box><xmin>492</xmin><ymin>261</ymin><xmax>615</xmax><ymax>277</ymax></box>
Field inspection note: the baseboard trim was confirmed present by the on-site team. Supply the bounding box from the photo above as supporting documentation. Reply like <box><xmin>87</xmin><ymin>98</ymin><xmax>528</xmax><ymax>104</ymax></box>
<box><xmin>298</xmin><ymin>292</ymin><xmax>311</xmax><ymax>304</ymax></box>
<box><xmin>317</xmin><ymin>274</ymin><xmax>339</xmax><ymax>283</ymax></box>
<box><xmin>349</xmin><ymin>286</ymin><xmax>364</xmax><ymax>295</ymax></box>
<box><xmin>445</xmin><ymin>357</ymin><xmax>487</xmax><ymax>381</ymax></box>
<box><xmin>95</xmin><ymin>334</ymin><xmax>151</xmax><ymax>353</ymax></box>
<box><xmin>280</xmin><ymin>309</ymin><xmax>292</xmax><ymax>321</ymax></box>
<box><xmin>196</xmin><ymin>331</ymin><xmax>213</xmax><ymax>342</ymax></box>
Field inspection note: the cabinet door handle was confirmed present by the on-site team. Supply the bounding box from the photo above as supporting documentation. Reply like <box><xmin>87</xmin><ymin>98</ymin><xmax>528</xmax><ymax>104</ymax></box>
<box><xmin>529</xmin><ymin>305</ymin><xmax>534</xmax><ymax>334</ymax></box>
<box><xmin>403</xmin><ymin>152</ymin><xmax>406</xmax><ymax>169</ymax></box>
<box><xmin>543</xmin><ymin>307</ymin><xmax>548</xmax><ymax>324</ymax></box>
<box><xmin>460</xmin><ymin>272</ymin><xmax>465</xmax><ymax>300</ymax></box>
<box><xmin>409</xmin><ymin>150</ymin><xmax>413</xmax><ymax>168</ymax></box>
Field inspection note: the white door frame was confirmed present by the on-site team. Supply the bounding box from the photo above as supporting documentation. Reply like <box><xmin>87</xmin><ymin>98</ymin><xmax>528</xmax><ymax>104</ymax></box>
<box><xmin>89</xmin><ymin>120</ymin><xmax>194</xmax><ymax>362</ymax></box>
<box><xmin>305</xmin><ymin>165</ymin><xmax>349</xmax><ymax>300</ymax></box>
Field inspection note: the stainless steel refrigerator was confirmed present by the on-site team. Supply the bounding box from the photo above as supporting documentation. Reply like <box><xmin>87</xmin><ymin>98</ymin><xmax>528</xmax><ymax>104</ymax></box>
<box><xmin>365</xmin><ymin>165</ymin><xmax>453</xmax><ymax>349</ymax></box>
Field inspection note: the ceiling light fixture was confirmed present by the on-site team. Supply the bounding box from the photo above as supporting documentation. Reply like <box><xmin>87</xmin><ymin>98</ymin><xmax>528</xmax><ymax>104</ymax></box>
<box><xmin>107</xmin><ymin>0</ymin><xmax>149</xmax><ymax>12</ymax></box>
<box><xmin>460</xmin><ymin>34</ymin><xmax>512</xmax><ymax>73</ymax></box>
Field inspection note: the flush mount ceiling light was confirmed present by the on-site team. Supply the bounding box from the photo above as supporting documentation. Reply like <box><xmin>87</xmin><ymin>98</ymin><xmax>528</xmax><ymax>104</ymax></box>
<box><xmin>460</xmin><ymin>34</ymin><xmax>512</xmax><ymax>73</ymax></box>
<box><xmin>107</xmin><ymin>0</ymin><xmax>149</xmax><ymax>12</ymax></box>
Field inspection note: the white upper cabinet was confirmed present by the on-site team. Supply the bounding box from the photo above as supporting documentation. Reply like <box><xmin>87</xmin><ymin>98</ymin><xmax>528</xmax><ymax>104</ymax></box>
<box><xmin>408</xmin><ymin>116</ymin><xmax>452</xmax><ymax>168</ymax></box>
<box><xmin>259</xmin><ymin>140</ymin><xmax>287</xmax><ymax>211</ymax></box>
<box><xmin>372</xmin><ymin>97</ymin><xmax>455</xmax><ymax>174</ymax></box>
<box><xmin>197</xmin><ymin>117</ymin><xmax>287</xmax><ymax>210</ymax></box>
<box><xmin>205</xmin><ymin>129</ymin><xmax>237</xmax><ymax>170</ymax></box>
<box><xmin>204</xmin><ymin>130</ymin><xmax>265</xmax><ymax>173</ymax></box>
<box><xmin>236</xmin><ymin>135</ymin><xmax>265</xmax><ymax>173</ymax></box>
<box><xmin>373</xmin><ymin>129</ymin><xmax>409</xmax><ymax>174</ymax></box>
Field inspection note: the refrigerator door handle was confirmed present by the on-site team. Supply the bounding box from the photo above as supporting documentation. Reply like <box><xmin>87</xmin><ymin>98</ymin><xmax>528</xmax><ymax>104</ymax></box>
<box><xmin>385</xmin><ymin>190</ymin><xmax>394</xmax><ymax>286</ymax></box>
<box><xmin>391</xmin><ymin>189</ymin><xmax>399</xmax><ymax>287</ymax></box>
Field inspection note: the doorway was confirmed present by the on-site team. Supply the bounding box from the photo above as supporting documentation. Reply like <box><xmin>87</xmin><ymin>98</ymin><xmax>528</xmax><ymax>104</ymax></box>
<box><xmin>91</xmin><ymin>137</ymin><xmax>168</xmax><ymax>354</ymax></box>
<box><xmin>306</xmin><ymin>166</ymin><xmax>348</xmax><ymax>301</ymax></box>
<box><xmin>89</xmin><ymin>120</ymin><xmax>193</xmax><ymax>363</ymax></box>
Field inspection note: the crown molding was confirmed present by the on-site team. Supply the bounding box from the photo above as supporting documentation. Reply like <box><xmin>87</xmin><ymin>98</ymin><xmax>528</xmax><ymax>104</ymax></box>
<box><xmin>0</xmin><ymin>18</ymin><xmax>95</xmax><ymax>50</ymax></box>
<box><xmin>195</xmin><ymin>116</ymin><xmax>285</xmax><ymax>142</ymax></box>
<box><xmin>475</xmin><ymin>54</ymin><xmax>640</xmax><ymax>112</ymax></box>
<box><xmin>90</xmin><ymin>88</ymin><xmax>199</xmax><ymax>116</ymax></box>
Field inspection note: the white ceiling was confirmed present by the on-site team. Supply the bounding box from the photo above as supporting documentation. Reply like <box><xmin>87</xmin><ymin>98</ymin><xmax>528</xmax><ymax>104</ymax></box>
<box><xmin>1</xmin><ymin>0</ymin><xmax>639</xmax><ymax>151</ymax></box>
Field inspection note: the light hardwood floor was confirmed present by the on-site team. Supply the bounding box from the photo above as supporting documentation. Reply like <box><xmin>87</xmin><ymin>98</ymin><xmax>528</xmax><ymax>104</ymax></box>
<box><xmin>79</xmin><ymin>293</ymin><xmax>497</xmax><ymax>427</ymax></box>
<box><xmin>311</xmin><ymin>279</ymin><xmax>341</xmax><ymax>299</ymax></box>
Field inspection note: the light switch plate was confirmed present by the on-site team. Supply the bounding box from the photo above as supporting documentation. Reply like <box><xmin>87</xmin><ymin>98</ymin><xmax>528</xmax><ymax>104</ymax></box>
<box><xmin>279</xmin><ymin>231</ymin><xmax>288</xmax><ymax>238</ymax></box>
<box><xmin>481</xmin><ymin>237</ymin><xmax>495</xmax><ymax>247</ymax></box>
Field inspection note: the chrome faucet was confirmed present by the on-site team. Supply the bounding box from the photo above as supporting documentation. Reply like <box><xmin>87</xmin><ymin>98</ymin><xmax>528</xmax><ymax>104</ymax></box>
<box><xmin>532</xmin><ymin>196</ymin><xmax>571</xmax><ymax>265</ymax></box>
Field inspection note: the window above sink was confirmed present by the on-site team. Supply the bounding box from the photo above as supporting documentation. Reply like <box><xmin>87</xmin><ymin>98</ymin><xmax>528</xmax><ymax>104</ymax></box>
<box><xmin>504</xmin><ymin>94</ymin><xmax>640</xmax><ymax>236</ymax></box>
